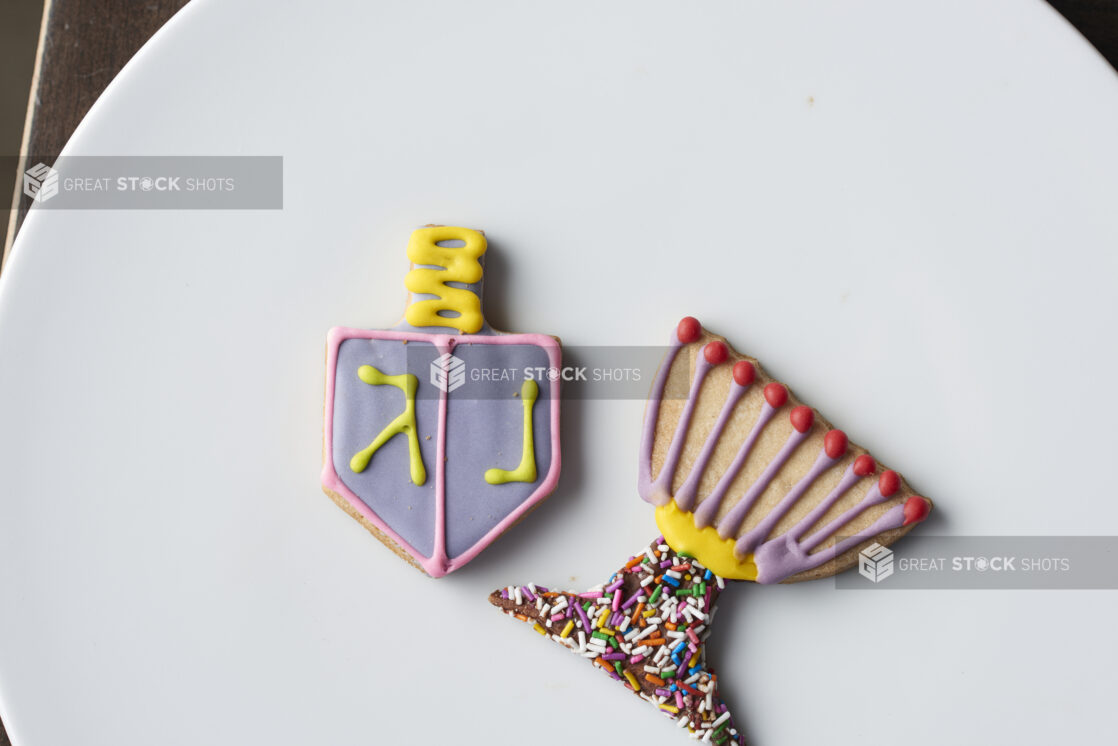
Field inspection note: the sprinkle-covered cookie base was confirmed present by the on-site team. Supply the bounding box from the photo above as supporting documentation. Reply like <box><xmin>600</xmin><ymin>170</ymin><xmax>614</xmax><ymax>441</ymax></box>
<box><xmin>489</xmin><ymin>537</ymin><xmax>743</xmax><ymax>744</ymax></box>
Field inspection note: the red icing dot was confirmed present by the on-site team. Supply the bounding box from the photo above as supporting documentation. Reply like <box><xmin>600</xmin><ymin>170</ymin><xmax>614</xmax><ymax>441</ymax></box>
<box><xmin>704</xmin><ymin>341</ymin><xmax>729</xmax><ymax>365</ymax></box>
<box><xmin>764</xmin><ymin>383</ymin><xmax>787</xmax><ymax>408</ymax></box>
<box><xmin>879</xmin><ymin>470</ymin><xmax>900</xmax><ymax>497</ymax></box>
<box><xmin>903</xmin><ymin>496</ymin><xmax>930</xmax><ymax>526</ymax></box>
<box><xmin>824</xmin><ymin>429</ymin><xmax>848</xmax><ymax>459</ymax></box>
<box><xmin>732</xmin><ymin>360</ymin><xmax>755</xmax><ymax>386</ymax></box>
<box><xmin>677</xmin><ymin>317</ymin><xmax>701</xmax><ymax>344</ymax></box>
<box><xmin>790</xmin><ymin>406</ymin><xmax>814</xmax><ymax>433</ymax></box>
<box><xmin>853</xmin><ymin>454</ymin><xmax>876</xmax><ymax>477</ymax></box>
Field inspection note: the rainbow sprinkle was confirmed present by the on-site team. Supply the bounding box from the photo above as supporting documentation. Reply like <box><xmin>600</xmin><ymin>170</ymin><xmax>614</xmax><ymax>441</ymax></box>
<box><xmin>490</xmin><ymin>537</ymin><xmax>742</xmax><ymax>744</ymax></box>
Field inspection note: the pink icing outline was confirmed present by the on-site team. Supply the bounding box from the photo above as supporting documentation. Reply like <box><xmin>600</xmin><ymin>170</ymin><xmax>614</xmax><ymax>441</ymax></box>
<box><xmin>321</xmin><ymin>326</ymin><xmax>562</xmax><ymax>578</ymax></box>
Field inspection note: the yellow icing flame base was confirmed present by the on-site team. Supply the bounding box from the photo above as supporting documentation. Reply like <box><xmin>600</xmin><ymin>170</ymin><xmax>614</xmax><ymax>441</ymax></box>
<box><xmin>654</xmin><ymin>502</ymin><xmax>758</xmax><ymax>581</ymax></box>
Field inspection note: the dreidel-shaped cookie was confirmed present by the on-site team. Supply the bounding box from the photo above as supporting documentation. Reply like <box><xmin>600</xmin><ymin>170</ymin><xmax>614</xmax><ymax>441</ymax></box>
<box><xmin>322</xmin><ymin>226</ymin><xmax>561</xmax><ymax>577</ymax></box>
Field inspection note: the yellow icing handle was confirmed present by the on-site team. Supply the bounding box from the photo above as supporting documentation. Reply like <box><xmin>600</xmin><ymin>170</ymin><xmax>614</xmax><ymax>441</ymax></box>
<box><xmin>485</xmin><ymin>379</ymin><xmax>539</xmax><ymax>485</ymax></box>
<box><xmin>655</xmin><ymin>502</ymin><xmax>757</xmax><ymax>581</ymax></box>
<box><xmin>404</xmin><ymin>226</ymin><xmax>487</xmax><ymax>334</ymax></box>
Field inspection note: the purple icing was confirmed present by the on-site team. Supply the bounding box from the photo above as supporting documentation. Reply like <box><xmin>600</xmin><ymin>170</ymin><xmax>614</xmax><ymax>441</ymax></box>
<box><xmin>645</xmin><ymin>356</ymin><xmax>713</xmax><ymax>508</ymax></box>
<box><xmin>673</xmin><ymin>377</ymin><xmax>750</xmax><ymax>512</ymax></box>
<box><xmin>734</xmin><ymin>448</ymin><xmax>836</xmax><ymax>556</ymax></box>
<box><xmin>331</xmin><ymin>337</ymin><xmax>556</xmax><ymax>563</ymax></box>
<box><xmin>716</xmin><ymin>426</ymin><xmax>810</xmax><ymax>539</ymax></box>
<box><xmin>443</xmin><ymin>342</ymin><xmax>554</xmax><ymax>558</ymax></box>
<box><xmin>332</xmin><ymin>338</ymin><xmax>441</xmax><ymax>556</ymax></box>
<box><xmin>638</xmin><ymin>320</ymin><xmax>918</xmax><ymax>585</ymax></box>
<box><xmin>636</xmin><ymin>332</ymin><xmax>684</xmax><ymax>507</ymax></box>
<box><xmin>752</xmin><ymin>502</ymin><xmax>905</xmax><ymax>584</ymax></box>
<box><xmin>691</xmin><ymin>402</ymin><xmax>776</xmax><ymax>529</ymax></box>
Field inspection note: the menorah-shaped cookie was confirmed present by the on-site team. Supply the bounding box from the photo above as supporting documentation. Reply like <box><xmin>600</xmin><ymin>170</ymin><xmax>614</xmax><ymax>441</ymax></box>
<box><xmin>491</xmin><ymin>316</ymin><xmax>932</xmax><ymax>744</ymax></box>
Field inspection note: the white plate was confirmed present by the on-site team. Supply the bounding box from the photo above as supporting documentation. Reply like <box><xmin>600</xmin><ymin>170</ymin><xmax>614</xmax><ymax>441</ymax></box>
<box><xmin>2</xmin><ymin>1</ymin><xmax>1117</xmax><ymax>744</ymax></box>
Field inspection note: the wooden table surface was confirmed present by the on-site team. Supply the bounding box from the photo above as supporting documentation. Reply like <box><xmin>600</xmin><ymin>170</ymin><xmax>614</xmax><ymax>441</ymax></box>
<box><xmin>0</xmin><ymin>0</ymin><xmax>1116</xmax><ymax>743</ymax></box>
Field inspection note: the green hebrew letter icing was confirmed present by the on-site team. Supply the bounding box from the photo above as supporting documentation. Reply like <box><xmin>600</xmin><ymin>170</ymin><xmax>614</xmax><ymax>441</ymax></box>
<box><xmin>350</xmin><ymin>365</ymin><xmax>426</xmax><ymax>485</ymax></box>
<box><xmin>485</xmin><ymin>379</ymin><xmax>539</xmax><ymax>485</ymax></box>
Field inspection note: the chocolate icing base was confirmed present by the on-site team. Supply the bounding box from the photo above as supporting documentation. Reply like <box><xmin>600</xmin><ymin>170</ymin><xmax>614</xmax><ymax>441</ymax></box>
<box><xmin>490</xmin><ymin>538</ymin><xmax>744</xmax><ymax>744</ymax></box>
